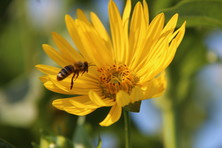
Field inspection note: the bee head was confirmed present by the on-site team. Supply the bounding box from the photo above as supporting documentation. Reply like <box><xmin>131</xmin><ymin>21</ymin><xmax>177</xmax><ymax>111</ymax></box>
<box><xmin>83</xmin><ymin>61</ymin><xmax>89</xmax><ymax>72</ymax></box>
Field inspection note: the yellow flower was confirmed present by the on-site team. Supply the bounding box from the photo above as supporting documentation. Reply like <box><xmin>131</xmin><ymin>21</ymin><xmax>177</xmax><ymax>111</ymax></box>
<box><xmin>36</xmin><ymin>0</ymin><xmax>186</xmax><ymax>126</ymax></box>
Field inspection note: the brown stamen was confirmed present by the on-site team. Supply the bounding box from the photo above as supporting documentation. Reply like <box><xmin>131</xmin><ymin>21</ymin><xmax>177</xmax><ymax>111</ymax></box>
<box><xmin>98</xmin><ymin>64</ymin><xmax>139</xmax><ymax>99</ymax></box>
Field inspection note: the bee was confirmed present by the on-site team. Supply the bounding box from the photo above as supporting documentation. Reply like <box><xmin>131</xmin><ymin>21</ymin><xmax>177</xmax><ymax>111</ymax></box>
<box><xmin>57</xmin><ymin>61</ymin><xmax>89</xmax><ymax>89</ymax></box>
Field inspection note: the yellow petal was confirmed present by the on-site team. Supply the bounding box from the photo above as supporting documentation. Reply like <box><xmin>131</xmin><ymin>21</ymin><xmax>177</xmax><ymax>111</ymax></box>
<box><xmin>143</xmin><ymin>0</ymin><xmax>149</xmax><ymax>25</ymax></box>
<box><xmin>163</xmin><ymin>23</ymin><xmax>186</xmax><ymax>69</ymax></box>
<box><xmin>76</xmin><ymin>9</ymin><xmax>91</xmax><ymax>25</ymax></box>
<box><xmin>45</xmin><ymin>78</ymin><xmax>99</xmax><ymax>95</ymax></box>
<box><xmin>35</xmin><ymin>64</ymin><xmax>59</xmax><ymax>75</ymax></box>
<box><xmin>65</xmin><ymin>108</ymin><xmax>96</xmax><ymax>116</ymax></box>
<box><xmin>161</xmin><ymin>13</ymin><xmax>178</xmax><ymax>36</ymax></box>
<box><xmin>69</xmin><ymin>96</ymin><xmax>98</xmax><ymax>108</ymax></box>
<box><xmin>108</xmin><ymin>0</ymin><xmax>124</xmax><ymax>62</ymax></box>
<box><xmin>71</xmin><ymin>19</ymin><xmax>113</xmax><ymax>66</ymax></box>
<box><xmin>88</xmin><ymin>90</ymin><xmax>115</xmax><ymax>106</ymax></box>
<box><xmin>152</xmin><ymin>22</ymin><xmax>186</xmax><ymax>77</ymax></box>
<box><xmin>141</xmin><ymin>72</ymin><xmax>167</xmax><ymax>99</ymax></box>
<box><xmin>99</xmin><ymin>104</ymin><xmax>122</xmax><ymax>126</ymax></box>
<box><xmin>116</xmin><ymin>90</ymin><xmax>130</xmax><ymax>107</ymax></box>
<box><xmin>39</xmin><ymin>75</ymin><xmax>48</xmax><ymax>83</ymax></box>
<box><xmin>133</xmin><ymin>13</ymin><xmax>165</xmax><ymax>65</ymax></box>
<box><xmin>129</xmin><ymin>2</ymin><xmax>146</xmax><ymax>36</ymax></box>
<box><xmin>129</xmin><ymin>86</ymin><xmax>144</xmax><ymax>103</ymax></box>
<box><xmin>146</xmin><ymin>13</ymin><xmax>165</xmax><ymax>41</ymax></box>
<box><xmin>48</xmin><ymin>74</ymin><xmax>97</xmax><ymax>95</ymax></box>
<box><xmin>48</xmin><ymin>75</ymin><xmax>70</xmax><ymax>92</ymax></box>
<box><xmin>52</xmin><ymin>98</ymin><xmax>72</xmax><ymax>110</ymax></box>
<box><xmin>65</xmin><ymin>15</ymin><xmax>92</xmax><ymax>63</ymax></box>
<box><xmin>122</xmin><ymin>0</ymin><xmax>131</xmax><ymax>64</ymax></box>
<box><xmin>45</xmin><ymin>67</ymin><xmax>99</xmax><ymax>95</ymax></box>
<box><xmin>122</xmin><ymin>0</ymin><xmax>131</xmax><ymax>23</ymax></box>
<box><xmin>136</xmin><ymin>36</ymin><xmax>168</xmax><ymax>80</ymax></box>
<box><xmin>42</xmin><ymin>44</ymin><xmax>69</xmax><ymax>67</ymax></box>
<box><xmin>128</xmin><ymin>2</ymin><xmax>148</xmax><ymax>67</ymax></box>
<box><xmin>170</xmin><ymin>21</ymin><xmax>186</xmax><ymax>47</ymax></box>
<box><xmin>134</xmin><ymin>16</ymin><xmax>184</xmax><ymax>80</ymax></box>
<box><xmin>66</xmin><ymin>14</ymin><xmax>113</xmax><ymax>67</ymax></box>
<box><xmin>131</xmin><ymin>13</ymin><xmax>165</xmax><ymax>70</ymax></box>
<box><xmin>136</xmin><ymin>21</ymin><xmax>185</xmax><ymax>81</ymax></box>
<box><xmin>81</xmin><ymin>21</ymin><xmax>114</xmax><ymax>66</ymax></box>
<box><xmin>52</xmin><ymin>32</ymin><xmax>84</xmax><ymax>62</ymax></box>
<box><xmin>52</xmin><ymin>98</ymin><xmax>97</xmax><ymax>116</ymax></box>
<box><xmin>44</xmin><ymin>81</ymin><xmax>71</xmax><ymax>95</ymax></box>
<box><xmin>90</xmin><ymin>12</ymin><xmax>111</xmax><ymax>43</ymax></box>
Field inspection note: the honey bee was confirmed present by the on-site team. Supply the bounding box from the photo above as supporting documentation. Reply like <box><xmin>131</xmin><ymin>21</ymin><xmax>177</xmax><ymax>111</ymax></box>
<box><xmin>57</xmin><ymin>61</ymin><xmax>89</xmax><ymax>89</ymax></box>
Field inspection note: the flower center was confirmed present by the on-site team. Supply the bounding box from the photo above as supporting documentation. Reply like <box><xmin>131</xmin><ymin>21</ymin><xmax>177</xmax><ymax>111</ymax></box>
<box><xmin>97</xmin><ymin>64</ymin><xmax>139</xmax><ymax>99</ymax></box>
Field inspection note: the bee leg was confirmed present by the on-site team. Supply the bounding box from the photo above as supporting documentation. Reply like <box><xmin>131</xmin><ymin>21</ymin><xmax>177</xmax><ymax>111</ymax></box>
<box><xmin>75</xmin><ymin>72</ymin><xmax>79</xmax><ymax>80</ymax></box>
<box><xmin>70</xmin><ymin>73</ymin><xmax>75</xmax><ymax>89</ymax></box>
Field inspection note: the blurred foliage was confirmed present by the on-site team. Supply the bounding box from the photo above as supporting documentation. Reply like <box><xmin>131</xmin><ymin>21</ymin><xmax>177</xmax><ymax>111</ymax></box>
<box><xmin>0</xmin><ymin>139</ymin><xmax>16</xmax><ymax>148</ymax></box>
<box><xmin>0</xmin><ymin>0</ymin><xmax>222</xmax><ymax>148</ymax></box>
<box><xmin>162</xmin><ymin>0</ymin><xmax>222</xmax><ymax>28</ymax></box>
<box><xmin>33</xmin><ymin>134</ymin><xmax>74</xmax><ymax>148</ymax></box>
<box><xmin>165</xmin><ymin>28</ymin><xmax>208</xmax><ymax>148</ymax></box>
<box><xmin>96</xmin><ymin>137</ymin><xmax>102</xmax><ymax>148</ymax></box>
<box><xmin>0</xmin><ymin>0</ymin><xmax>12</xmax><ymax>29</ymax></box>
<box><xmin>73</xmin><ymin>117</ymin><xmax>92</xmax><ymax>148</ymax></box>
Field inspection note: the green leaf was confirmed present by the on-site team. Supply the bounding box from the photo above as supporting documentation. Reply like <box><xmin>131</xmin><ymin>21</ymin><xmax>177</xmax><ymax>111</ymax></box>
<box><xmin>124</xmin><ymin>101</ymin><xmax>141</xmax><ymax>112</ymax></box>
<box><xmin>152</xmin><ymin>0</ymin><xmax>173</xmax><ymax>14</ymax></box>
<box><xmin>161</xmin><ymin>0</ymin><xmax>222</xmax><ymax>28</ymax></box>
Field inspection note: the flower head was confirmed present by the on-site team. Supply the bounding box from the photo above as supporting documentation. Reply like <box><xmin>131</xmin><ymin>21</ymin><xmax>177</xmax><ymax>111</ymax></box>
<box><xmin>36</xmin><ymin>0</ymin><xmax>186</xmax><ymax>126</ymax></box>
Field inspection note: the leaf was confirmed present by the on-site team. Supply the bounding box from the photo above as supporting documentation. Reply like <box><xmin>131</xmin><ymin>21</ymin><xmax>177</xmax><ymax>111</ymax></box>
<box><xmin>161</xmin><ymin>0</ymin><xmax>222</xmax><ymax>28</ymax></box>
<box><xmin>152</xmin><ymin>0</ymin><xmax>173</xmax><ymax>13</ymax></box>
<box><xmin>124</xmin><ymin>101</ymin><xmax>141</xmax><ymax>112</ymax></box>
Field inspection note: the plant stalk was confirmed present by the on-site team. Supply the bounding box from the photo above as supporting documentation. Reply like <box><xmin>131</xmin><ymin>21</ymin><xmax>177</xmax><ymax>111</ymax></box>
<box><xmin>123</xmin><ymin>110</ymin><xmax>131</xmax><ymax>148</ymax></box>
<box><xmin>162</xmin><ymin>106</ymin><xmax>178</xmax><ymax>148</ymax></box>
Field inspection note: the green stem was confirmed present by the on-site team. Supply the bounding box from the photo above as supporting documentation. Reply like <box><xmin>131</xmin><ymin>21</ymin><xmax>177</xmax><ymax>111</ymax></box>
<box><xmin>123</xmin><ymin>110</ymin><xmax>131</xmax><ymax>148</ymax></box>
<box><xmin>162</xmin><ymin>107</ymin><xmax>177</xmax><ymax>148</ymax></box>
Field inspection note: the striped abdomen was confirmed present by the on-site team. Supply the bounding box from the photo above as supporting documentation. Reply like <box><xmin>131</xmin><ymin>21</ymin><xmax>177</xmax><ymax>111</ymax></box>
<box><xmin>57</xmin><ymin>65</ymin><xmax>74</xmax><ymax>81</ymax></box>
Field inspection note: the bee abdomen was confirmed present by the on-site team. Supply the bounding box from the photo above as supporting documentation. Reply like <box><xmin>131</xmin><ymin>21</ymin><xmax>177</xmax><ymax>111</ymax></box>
<box><xmin>57</xmin><ymin>65</ymin><xmax>74</xmax><ymax>81</ymax></box>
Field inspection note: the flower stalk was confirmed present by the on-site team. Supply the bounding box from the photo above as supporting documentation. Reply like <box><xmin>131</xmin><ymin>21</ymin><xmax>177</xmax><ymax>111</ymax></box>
<box><xmin>123</xmin><ymin>109</ymin><xmax>131</xmax><ymax>148</ymax></box>
<box><xmin>162</xmin><ymin>106</ymin><xmax>178</xmax><ymax>148</ymax></box>
<box><xmin>157</xmin><ymin>94</ymin><xmax>178</xmax><ymax>148</ymax></box>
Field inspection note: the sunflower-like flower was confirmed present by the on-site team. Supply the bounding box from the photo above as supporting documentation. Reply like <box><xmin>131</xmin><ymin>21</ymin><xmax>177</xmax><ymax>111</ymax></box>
<box><xmin>36</xmin><ymin>0</ymin><xmax>185</xmax><ymax>126</ymax></box>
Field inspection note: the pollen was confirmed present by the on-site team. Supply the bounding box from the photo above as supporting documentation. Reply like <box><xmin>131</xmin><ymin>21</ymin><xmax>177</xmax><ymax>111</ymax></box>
<box><xmin>98</xmin><ymin>64</ymin><xmax>139</xmax><ymax>99</ymax></box>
